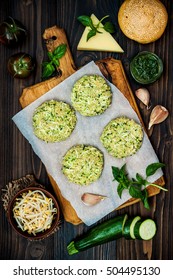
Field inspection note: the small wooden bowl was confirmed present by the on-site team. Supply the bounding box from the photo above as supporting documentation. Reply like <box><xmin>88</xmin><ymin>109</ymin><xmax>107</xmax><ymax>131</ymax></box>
<box><xmin>8</xmin><ymin>186</ymin><xmax>60</xmax><ymax>240</ymax></box>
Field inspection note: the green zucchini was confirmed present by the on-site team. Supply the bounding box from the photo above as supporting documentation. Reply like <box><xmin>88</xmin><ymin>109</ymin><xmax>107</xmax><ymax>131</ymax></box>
<box><xmin>67</xmin><ymin>214</ymin><xmax>128</xmax><ymax>255</ymax></box>
<box><xmin>67</xmin><ymin>215</ymin><xmax>157</xmax><ymax>255</ymax></box>
<box><xmin>134</xmin><ymin>219</ymin><xmax>157</xmax><ymax>240</ymax></box>
<box><xmin>123</xmin><ymin>216</ymin><xmax>141</xmax><ymax>239</ymax></box>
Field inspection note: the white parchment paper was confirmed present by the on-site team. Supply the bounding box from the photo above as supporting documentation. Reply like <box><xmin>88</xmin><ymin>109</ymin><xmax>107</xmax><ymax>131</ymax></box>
<box><xmin>12</xmin><ymin>61</ymin><xmax>163</xmax><ymax>226</ymax></box>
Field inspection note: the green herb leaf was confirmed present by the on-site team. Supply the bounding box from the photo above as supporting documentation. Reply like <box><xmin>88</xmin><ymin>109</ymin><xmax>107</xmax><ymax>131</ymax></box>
<box><xmin>120</xmin><ymin>164</ymin><xmax>126</xmax><ymax>174</ymax></box>
<box><xmin>146</xmin><ymin>162</ymin><xmax>165</xmax><ymax>177</ymax></box>
<box><xmin>78</xmin><ymin>14</ymin><xmax>115</xmax><ymax>41</ymax></box>
<box><xmin>53</xmin><ymin>44</ymin><xmax>67</xmax><ymax>59</ymax></box>
<box><xmin>112</xmin><ymin>166</ymin><xmax>121</xmax><ymax>181</ymax></box>
<box><xmin>103</xmin><ymin>21</ymin><xmax>115</xmax><ymax>33</ymax></box>
<box><xmin>77</xmin><ymin>15</ymin><xmax>94</xmax><ymax>29</ymax></box>
<box><xmin>117</xmin><ymin>183</ymin><xmax>126</xmax><ymax>198</ymax></box>
<box><xmin>135</xmin><ymin>173</ymin><xmax>147</xmax><ymax>186</ymax></box>
<box><xmin>47</xmin><ymin>52</ymin><xmax>53</xmax><ymax>60</ymax></box>
<box><xmin>141</xmin><ymin>189</ymin><xmax>150</xmax><ymax>210</ymax></box>
<box><xmin>129</xmin><ymin>185</ymin><xmax>143</xmax><ymax>199</ymax></box>
<box><xmin>52</xmin><ymin>57</ymin><xmax>60</xmax><ymax>67</ymax></box>
<box><xmin>112</xmin><ymin>164</ymin><xmax>129</xmax><ymax>187</ymax></box>
<box><xmin>112</xmin><ymin>162</ymin><xmax>166</xmax><ymax>210</ymax></box>
<box><xmin>42</xmin><ymin>44</ymin><xmax>67</xmax><ymax>80</ymax></box>
<box><xmin>87</xmin><ymin>28</ymin><xmax>97</xmax><ymax>41</ymax></box>
<box><xmin>42</xmin><ymin>62</ymin><xmax>55</xmax><ymax>79</ymax></box>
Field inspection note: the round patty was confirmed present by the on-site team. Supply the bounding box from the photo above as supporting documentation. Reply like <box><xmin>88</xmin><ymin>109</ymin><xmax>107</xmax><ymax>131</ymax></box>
<box><xmin>118</xmin><ymin>0</ymin><xmax>168</xmax><ymax>44</ymax></box>
<box><xmin>71</xmin><ymin>75</ymin><xmax>112</xmax><ymax>116</ymax></box>
<box><xmin>32</xmin><ymin>100</ymin><xmax>77</xmax><ymax>142</ymax></box>
<box><xmin>100</xmin><ymin>117</ymin><xmax>143</xmax><ymax>158</ymax></box>
<box><xmin>62</xmin><ymin>145</ymin><xmax>104</xmax><ymax>186</ymax></box>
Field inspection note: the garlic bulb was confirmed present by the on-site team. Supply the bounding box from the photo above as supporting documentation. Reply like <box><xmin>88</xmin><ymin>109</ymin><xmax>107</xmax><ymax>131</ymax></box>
<box><xmin>81</xmin><ymin>193</ymin><xmax>107</xmax><ymax>206</ymax></box>
<box><xmin>148</xmin><ymin>105</ymin><xmax>169</xmax><ymax>130</ymax></box>
<box><xmin>135</xmin><ymin>88</ymin><xmax>151</xmax><ymax>109</ymax></box>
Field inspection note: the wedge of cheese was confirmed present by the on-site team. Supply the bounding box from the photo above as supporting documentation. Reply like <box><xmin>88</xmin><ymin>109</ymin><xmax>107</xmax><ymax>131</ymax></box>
<box><xmin>77</xmin><ymin>14</ymin><xmax>124</xmax><ymax>53</ymax></box>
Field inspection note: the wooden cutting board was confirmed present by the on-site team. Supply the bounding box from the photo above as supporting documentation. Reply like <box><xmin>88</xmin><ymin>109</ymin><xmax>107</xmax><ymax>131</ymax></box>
<box><xmin>20</xmin><ymin>26</ymin><xmax>165</xmax><ymax>225</ymax></box>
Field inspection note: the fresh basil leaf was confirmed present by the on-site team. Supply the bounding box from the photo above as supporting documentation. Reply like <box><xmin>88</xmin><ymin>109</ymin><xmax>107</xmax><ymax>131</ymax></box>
<box><xmin>146</xmin><ymin>162</ymin><xmax>165</xmax><ymax>177</ymax></box>
<box><xmin>77</xmin><ymin>15</ymin><xmax>94</xmax><ymax>29</ymax></box>
<box><xmin>120</xmin><ymin>164</ymin><xmax>126</xmax><ymax>174</ymax></box>
<box><xmin>141</xmin><ymin>189</ymin><xmax>150</xmax><ymax>210</ymax></box>
<box><xmin>47</xmin><ymin>52</ymin><xmax>53</xmax><ymax>60</ymax></box>
<box><xmin>112</xmin><ymin>162</ymin><xmax>167</xmax><ymax>210</ymax></box>
<box><xmin>103</xmin><ymin>21</ymin><xmax>115</xmax><ymax>33</ymax></box>
<box><xmin>87</xmin><ymin>28</ymin><xmax>96</xmax><ymax>41</ymax></box>
<box><xmin>52</xmin><ymin>57</ymin><xmax>60</xmax><ymax>67</ymax></box>
<box><xmin>135</xmin><ymin>173</ymin><xmax>147</xmax><ymax>186</ymax></box>
<box><xmin>112</xmin><ymin>166</ymin><xmax>120</xmax><ymax>181</ymax></box>
<box><xmin>129</xmin><ymin>185</ymin><xmax>143</xmax><ymax>199</ymax></box>
<box><xmin>53</xmin><ymin>44</ymin><xmax>67</xmax><ymax>59</ymax></box>
<box><xmin>42</xmin><ymin>62</ymin><xmax>55</xmax><ymax>79</ymax></box>
<box><xmin>117</xmin><ymin>183</ymin><xmax>126</xmax><ymax>198</ymax></box>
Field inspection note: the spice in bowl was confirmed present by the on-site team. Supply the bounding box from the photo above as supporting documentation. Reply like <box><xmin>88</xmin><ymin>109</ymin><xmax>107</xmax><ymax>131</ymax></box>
<box><xmin>130</xmin><ymin>51</ymin><xmax>163</xmax><ymax>84</ymax></box>
<box><xmin>8</xmin><ymin>186</ymin><xmax>60</xmax><ymax>240</ymax></box>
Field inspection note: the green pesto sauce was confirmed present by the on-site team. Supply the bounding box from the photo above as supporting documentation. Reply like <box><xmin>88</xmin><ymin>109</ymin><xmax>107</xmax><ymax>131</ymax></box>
<box><xmin>130</xmin><ymin>52</ymin><xmax>163</xmax><ymax>84</ymax></box>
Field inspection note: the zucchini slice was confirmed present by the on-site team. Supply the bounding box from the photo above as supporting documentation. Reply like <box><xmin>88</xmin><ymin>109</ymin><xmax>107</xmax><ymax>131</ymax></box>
<box><xmin>67</xmin><ymin>214</ymin><xmax>128</xmax><ymax>255</ymax></box>
<box><xmin>134</xmin><ymin>219</ymin><xmax>157</xmax><ymax>240</ymax></box>
<box><xmin>123</xmin><ymin>216</ymin><xmax>141</xmax><ymax>239</ymax></box>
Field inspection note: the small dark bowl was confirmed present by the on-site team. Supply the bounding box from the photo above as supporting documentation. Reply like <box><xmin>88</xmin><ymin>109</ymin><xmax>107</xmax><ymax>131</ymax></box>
<box><xmin>130</xmin><ymin>51</ymin><xmax>163</xmax><ymax>84</ymax></box>
<box><xmin>8</xmin><ymin>186</ymin><xmax>60</xmax><ymax>240</ymax></box>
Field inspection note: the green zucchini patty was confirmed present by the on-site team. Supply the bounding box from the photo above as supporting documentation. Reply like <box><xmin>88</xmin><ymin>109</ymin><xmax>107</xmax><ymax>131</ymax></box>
<box><xmin>32</xmin><ymin>100</ymin><xmax>77</xmax><ymax>142</ymax></box>
<box><xmin>62</xmin><ymin>145</ymin><xmax>104</xmax><ymax>186</ymax></box>
<box><xmin>71</xmin><ymin>75</ymin><xmax>112</xmax><ymax>116</ymax></box>
<box><xmin>100</xmin><ymin>117</ymin><xmax>143</xmax><ymax>158</ymax></box>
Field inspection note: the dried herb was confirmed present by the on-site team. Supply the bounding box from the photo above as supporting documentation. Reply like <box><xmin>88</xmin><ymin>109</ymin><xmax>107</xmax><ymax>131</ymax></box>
<box><xmin>42</xmin><ymin>44</ymin><xmax>67</xmax><ymax>79</ymax></box>
<box><xmin>77</xmin><ymin>15</ymin><xmax>115</xmax><ymax>41</ymax></box>
<box><xmin>112</xmin><ymin>162</ymin><xmax>167</xmax><ymax>209</ymax></box>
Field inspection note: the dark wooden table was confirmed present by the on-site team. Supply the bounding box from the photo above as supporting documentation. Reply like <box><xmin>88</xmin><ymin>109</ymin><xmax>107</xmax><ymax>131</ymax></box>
<box><xmin>0</xmin><ymin>0</ymin><xmax>172</xmax><ymax>260</ymax></box>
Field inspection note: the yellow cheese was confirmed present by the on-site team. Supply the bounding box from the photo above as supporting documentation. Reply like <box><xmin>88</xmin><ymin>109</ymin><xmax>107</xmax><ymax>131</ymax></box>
<box><xmin>77</xmin><ymin>14</ymin><xmax>124</xmax><ymax>53</ymax></box>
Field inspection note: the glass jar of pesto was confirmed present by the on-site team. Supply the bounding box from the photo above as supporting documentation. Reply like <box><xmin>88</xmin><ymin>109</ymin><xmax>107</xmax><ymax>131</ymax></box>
<box><xmin>130</xmin><ymin>51</ymin><xmax>163</xmax><ymax>84</ymax></box>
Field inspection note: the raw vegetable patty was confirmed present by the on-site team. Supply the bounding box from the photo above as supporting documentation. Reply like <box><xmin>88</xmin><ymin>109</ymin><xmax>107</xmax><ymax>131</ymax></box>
<box><xmin>100</xmin><ymin>117</ymin><xmax>143</xmax><ymax>158</ymax></box>
<box><xmin>32</xmin><ymin>100</ymin><xmax>77</xmax><ymax>142</ymax></box>
<box><xmin>71</xmin><ymin>75</ymin><xmax>112</xmax><ymax>116</ymax></box>
<box><xmin>62</xmin><ymin>145</ymin><xmax>104</xmax><ymax>186</ymax></box>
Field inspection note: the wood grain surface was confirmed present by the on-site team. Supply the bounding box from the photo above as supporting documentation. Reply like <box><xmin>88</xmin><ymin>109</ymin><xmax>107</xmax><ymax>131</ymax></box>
<box><xmin>0</xmin><ymin>0</ymin><xmax>172</xmax><ymax>260</ymax></box>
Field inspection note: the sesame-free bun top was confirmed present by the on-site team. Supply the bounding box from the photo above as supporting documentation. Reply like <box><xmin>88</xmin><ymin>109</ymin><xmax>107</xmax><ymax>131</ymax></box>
<box><xmin>118</xmin><ymin>0</ymin><xmax>168</xmax><ymax>44</ymax></box>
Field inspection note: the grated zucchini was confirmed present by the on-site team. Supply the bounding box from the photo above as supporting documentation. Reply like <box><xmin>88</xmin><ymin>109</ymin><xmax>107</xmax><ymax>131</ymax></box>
<box><xmin>32</xmin><ymin>100</ymin><xmax>77</xmax><ymax>142</ymax></box>
<box><xmin>62</xmin><ymin>144</ymin><xmax>104</xmax><ymax>186</ymax></box>
<box><xmin>100</xmin><ymin>116</ymin><xmax>143</xmax><ymax>158</ymax></box>
<box><xmin>71</xmin><ymin>75</ymin><xmax>112</xmax><ymax>116</ymax></box>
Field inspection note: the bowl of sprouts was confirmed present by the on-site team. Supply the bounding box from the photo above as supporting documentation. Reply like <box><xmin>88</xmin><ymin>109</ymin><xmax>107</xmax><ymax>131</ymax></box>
<box><xmin>8</xmin><ymin>186</ymin><xmax>60</xmax><ymax>240</ymax></box>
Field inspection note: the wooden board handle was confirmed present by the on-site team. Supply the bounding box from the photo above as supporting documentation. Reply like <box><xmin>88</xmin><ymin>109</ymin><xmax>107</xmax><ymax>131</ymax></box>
<box><xmin>20</xmin><ymin>26</ymin><xmax>76</xmax><ymax>108</ymax></box>
<box><xmin>43</xmin><ymin>25</ymin><xmax>76</xmax><ymax>75</ymax></box>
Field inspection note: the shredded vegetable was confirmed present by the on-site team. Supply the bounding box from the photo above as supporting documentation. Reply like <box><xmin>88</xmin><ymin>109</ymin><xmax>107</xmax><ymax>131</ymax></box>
<box><xmin>100</xmin><ymin>117</ymin><xmax>143</xmax><ymax>158</ymax></box>
<box><xmin>71</xmin><ymin>75</ymin><xmax>112</xmax><ymax>116</ymax></box>
<box><xmin>62</xmin><ymin>145</ymin><xmax>104</xmax><ymax>185</ymax></box>
<box><xmin>32</xmin><ymin>100</ymin><xmax>77</xmax><ymax>142</ymax></box>
<box><xmin>13</xmin><ymin>190</ymin><xmax>57</xmax><ymax>235</ymax></box>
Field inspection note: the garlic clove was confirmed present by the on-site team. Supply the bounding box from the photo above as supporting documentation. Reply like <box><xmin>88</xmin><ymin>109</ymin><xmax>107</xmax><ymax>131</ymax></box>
<box><xmin>135</xmin><ymin>88</ymin><xmax>151</xmax><ymax>110</ymax></box>
<box><xmin>148</xmin><ymin>105</ymin><xmax>169</xmax><ymax>130</ymax></box>
<box><xmin>81</xmin><ymin>193</ymin><xmax>107</xmax><ymax>206</ymax></box>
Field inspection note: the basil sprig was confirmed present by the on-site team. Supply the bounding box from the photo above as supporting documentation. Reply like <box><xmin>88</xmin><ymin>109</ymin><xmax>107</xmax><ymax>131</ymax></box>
<box><xmin>77</xmin><ymin>15</ymin><xmax>115</xmax><ymax>41</ymax></box>
<box><xmin>42</xmin><ymin>44</ymin><xmax>67</xmax><ymax>80</ymax></box>
<box><xmin>112</xmin><ymin>162</ymin><xmax>167</xmax><ymax>209</ymax></box>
